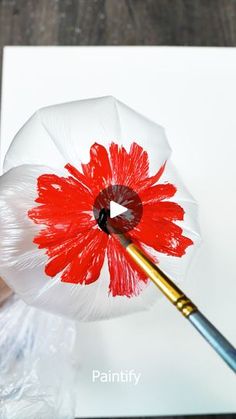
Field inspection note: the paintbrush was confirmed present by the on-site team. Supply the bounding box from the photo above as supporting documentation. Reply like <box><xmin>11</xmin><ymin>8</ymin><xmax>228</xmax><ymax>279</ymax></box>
<box><xmin>98</xmin><ymin>209</ymin><xmax>236</xmax><ymax>373</ymax></box>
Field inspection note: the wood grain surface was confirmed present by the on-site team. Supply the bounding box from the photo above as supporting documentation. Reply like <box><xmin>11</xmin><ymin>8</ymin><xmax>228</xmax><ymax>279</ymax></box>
<box><xmin>1</xmin><ymin>0</ymin><xmax>236</xmax><ymax>90</ymax></box>
<box><xmin>0</xmin><ymin>1</ymin><xmax>235</xmax><ymax>418</ymax></box>
<box><xmin>1</xmin><ymin>0</ymin><xmax>236</xmax><ymax>47</ymax></box>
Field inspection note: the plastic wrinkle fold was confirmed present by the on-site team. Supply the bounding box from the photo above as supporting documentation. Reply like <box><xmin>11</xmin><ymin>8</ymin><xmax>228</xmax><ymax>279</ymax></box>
<box><xmin>0</xmin><ymin>295</ymin><xmax>77</xmax><ymax>419</ymax></box>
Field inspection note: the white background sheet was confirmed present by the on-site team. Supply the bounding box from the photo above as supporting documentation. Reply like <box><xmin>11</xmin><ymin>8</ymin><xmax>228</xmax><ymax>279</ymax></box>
<box><xmin>1</xmin><ymin>47</ymin><xmax>236</xmax><ymax>417</ymax></box>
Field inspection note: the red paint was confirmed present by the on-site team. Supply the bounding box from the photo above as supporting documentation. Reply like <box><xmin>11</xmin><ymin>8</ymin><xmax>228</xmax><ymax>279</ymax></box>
<box><xmin>107</xmin><ymin>236</ymin><xmax>148</xmax><ymax>297</ymax></box>
<box><xmin>28</xmin><ymin>142</ymin><xmax>193</xmax><ymax>297</ymax></box>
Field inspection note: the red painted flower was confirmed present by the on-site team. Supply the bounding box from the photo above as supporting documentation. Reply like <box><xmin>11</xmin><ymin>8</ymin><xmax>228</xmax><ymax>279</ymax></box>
<box><xmin>28</xmin><ymin>142</ymin><xmax>193</xmax><ymax>297</ymax></box>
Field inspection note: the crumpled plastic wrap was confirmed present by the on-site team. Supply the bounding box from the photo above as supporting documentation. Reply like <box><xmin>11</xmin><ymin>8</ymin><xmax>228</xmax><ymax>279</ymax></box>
<box><xmin>0</xmin><ymin>97</ymin><xmax>201</xmax><ymax>321</ymax></box>
<box><xmin>0</xmin><ymin>294</ymin><xmax>78</xmax><ymax>419</ymax></box>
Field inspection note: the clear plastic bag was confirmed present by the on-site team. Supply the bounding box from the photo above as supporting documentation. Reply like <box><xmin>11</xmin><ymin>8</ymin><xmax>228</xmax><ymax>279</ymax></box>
<box><xmin>0</xmin><ymin>97</ymin><xmax>201</xmax><ymax>322</ymax></box>
<box><xmin>0</xmin><ymin>294</ymin><xmax>77</xmax><ymax>419</ymax></box>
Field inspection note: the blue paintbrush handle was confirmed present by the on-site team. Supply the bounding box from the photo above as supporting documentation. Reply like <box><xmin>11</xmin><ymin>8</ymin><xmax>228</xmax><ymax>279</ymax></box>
<box><xmin>112</xmin><ymin>232</ymin><xmax>236</xmax><ymax>374</ymax></box>
<box><xmin>188</xmin><ymin>311</ymin><xmax>236</xmax><ymax>373</ymax></box>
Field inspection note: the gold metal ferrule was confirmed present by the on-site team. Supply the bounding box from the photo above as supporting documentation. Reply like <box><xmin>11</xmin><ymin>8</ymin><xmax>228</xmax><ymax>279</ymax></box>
<box><xmin>126</xmin><ymin>243</ymin><xmax>197</xmax><ymax>317</ymax></box>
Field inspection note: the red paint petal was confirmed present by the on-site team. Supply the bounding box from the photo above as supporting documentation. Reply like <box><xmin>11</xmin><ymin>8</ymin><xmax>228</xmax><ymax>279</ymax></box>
<box><xmin>142</xmin><ymin>201</ymin><xmax>185</xmax><ymax>221</ymax></box>
<box><xmin>29</xmin><ymin>205</ymin><xmax>95</xmax><ymax>228</ymax></box>
<box><xmin>139</xmin><ymin>183</ymin><xmax>177</xmax><ymax>204</ymax></box>
<box><xmin>45</xmin><ymin>229</ymin><xmax>107</xmax><ymax>283</ymax></box>
<box><xmin>44</xmin><ymin>228</ymin><xmax>101</xmax><ymax>277</ymax></box>
<box><xmin>136</xmin><ymin>162</ymin><xmax>166</xmax><ymax>191</ymax></box>
<box><xmin>33</xmin><ymin>215</ymin><xmax>96</xmax><ymax>249</ymax></box>
<box><xmin>61</xmin><ymin>230</ymin><xmax>108</xmax><ymax>284</ymax></box>
<box><xmin>28</xmin><ymin>165</ymin><xmax>105</xmax><ymax>284</ymax></box>
<box><xmin>109</xmin><ymin>142</ymin><xmax>166</xmax><ymax>192</ymax></box>
<box><xmin>107</xmin><ymin>236</ymin><xmax>149</xmax><ymax>297</ymax></box>
<box><xmin>109</xmin><ymin>142</ymin><xmax>149</xmax><ymax>189</ymax></box>
<box><xmin>33</xmin><ymin>173</ymin><xmax>93</xmax><ymax>209</ymax></box>
<box><xmin>65</xmin><ymin>163</ymin><xmax>95</xmax><ymax>192</ymax></box>
<box><xmin>81</xmin><ymin>143</ymin><xmax>112</xmax><ymax>194</ymax></box>
<box><xmin>132</xmin><ymin>216</ymin><xmax>193</xmax><ymax>257</ymax></box>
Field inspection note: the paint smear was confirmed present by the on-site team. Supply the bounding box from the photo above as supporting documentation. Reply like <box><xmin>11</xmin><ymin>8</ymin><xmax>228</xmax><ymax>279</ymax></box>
<box><xmin>28</xmin><ymin>142</ymin><xmax>193</xmax><ymax>297</ymax></box>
